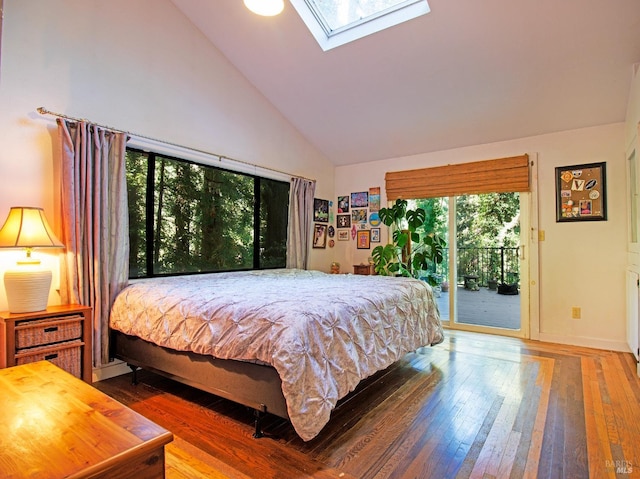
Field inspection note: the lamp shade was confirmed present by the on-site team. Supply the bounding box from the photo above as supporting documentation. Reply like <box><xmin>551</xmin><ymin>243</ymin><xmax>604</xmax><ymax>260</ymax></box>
<box><xmin>0</xmin><ymin>206</ymin><xmax>63</xmax><ymax>250</ymax></box>
<box><xmin>244</xmin><ymin>0</ymin><xmax>284</xmax><ymax>16</ymax></box>
<box><xmin>0</xmin><ymin>207</ymin><xmax>64</xmax><ymax>313</ymax></box>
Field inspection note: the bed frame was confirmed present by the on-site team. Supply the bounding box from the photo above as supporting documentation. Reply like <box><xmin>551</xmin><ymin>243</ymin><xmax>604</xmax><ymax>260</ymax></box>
<box><xmin>111</xmin><ymin>330</ymin><xmax>288</xmax><ymax>437</ymax></box>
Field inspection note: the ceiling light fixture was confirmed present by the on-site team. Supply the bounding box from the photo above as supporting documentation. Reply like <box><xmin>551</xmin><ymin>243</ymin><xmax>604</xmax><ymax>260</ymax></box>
<box><xmin>244</xmin><ymin>0</ymin><xmax>284</xmax><ymax>17</ymax></box>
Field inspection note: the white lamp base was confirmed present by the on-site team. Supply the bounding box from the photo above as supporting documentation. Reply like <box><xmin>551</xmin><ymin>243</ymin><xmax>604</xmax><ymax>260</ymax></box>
<box><xmin>4</xmin><ymin>268</ymin><xmax>52</xmax><ymax>313</ymax></box>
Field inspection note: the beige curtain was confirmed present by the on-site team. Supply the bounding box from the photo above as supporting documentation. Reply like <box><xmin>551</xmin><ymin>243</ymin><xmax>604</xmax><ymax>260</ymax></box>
<box><xmin>286</xmin><ymin>177</ymin><xmax>316</xmax><ymax>269</ymax></box>
<box><xmin>57</xmin><ymin>119</ymin><xmax>129</xmax><ymax>368</ymax></box>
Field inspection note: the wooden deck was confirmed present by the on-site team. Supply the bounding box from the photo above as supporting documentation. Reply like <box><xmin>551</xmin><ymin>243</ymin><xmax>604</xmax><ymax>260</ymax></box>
<box><xmin>95</xmin><ymin>330</ymin><xmax>640</xmax><ymax>478</ymax></box>
<box><xmin>436</xmin><ymin>285</ymin><xmax>521</xmax><ymax>330</ymax></box>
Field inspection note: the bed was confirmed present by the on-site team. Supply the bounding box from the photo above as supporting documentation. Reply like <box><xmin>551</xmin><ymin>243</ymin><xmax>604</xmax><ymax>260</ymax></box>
<box><xmin>109</xmin><ymin>268</ymin><xmax>444</xmax><ymax>441</ymax></box>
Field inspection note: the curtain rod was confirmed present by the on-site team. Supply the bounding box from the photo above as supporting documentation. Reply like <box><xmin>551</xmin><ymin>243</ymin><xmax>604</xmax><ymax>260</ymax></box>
<box><xmin>36</xmin><ymin>107</ymin><xmax>315</xmax><ymax>183</ymax></box>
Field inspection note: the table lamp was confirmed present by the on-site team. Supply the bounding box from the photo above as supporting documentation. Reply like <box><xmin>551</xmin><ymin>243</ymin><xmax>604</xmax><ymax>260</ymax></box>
<box><xmin>0</xmin><ymin>207</ymin><xmax>64</xmax><ymax>313</ymax></box>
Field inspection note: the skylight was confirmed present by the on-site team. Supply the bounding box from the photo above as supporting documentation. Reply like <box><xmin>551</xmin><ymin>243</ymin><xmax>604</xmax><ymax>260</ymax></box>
<box><xmin>290</xmin><ymin>0</ymin><xmax>430</xmax><ymax>51</ymax></box>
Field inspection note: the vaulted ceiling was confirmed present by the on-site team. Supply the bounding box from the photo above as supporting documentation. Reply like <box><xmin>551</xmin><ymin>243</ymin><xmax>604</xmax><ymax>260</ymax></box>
<box><xmin>170</xmin><ymin>0</ymin><xmax>640</xmax><ymax>166</ymax></box>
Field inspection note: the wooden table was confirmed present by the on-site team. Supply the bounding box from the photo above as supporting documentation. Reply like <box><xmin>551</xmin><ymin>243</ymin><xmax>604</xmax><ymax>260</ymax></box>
<box><xmin>0</xmin><ymin>361</ymin><xmax>173</xmax><ymax>478</ymax></box>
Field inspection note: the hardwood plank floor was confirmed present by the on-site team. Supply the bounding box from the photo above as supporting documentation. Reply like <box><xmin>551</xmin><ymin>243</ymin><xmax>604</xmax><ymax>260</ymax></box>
<box><xmin>95</xmin><ymin>330</ymin><xmax>640</xmax><ymax>478</ymax></box>
<box><xmin>436</xmin><ymin>286</ymin><xmax>521</xmax><ymax>330</ymax></box>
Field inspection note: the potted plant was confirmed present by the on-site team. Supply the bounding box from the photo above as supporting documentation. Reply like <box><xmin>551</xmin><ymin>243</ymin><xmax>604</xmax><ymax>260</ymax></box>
<box><xmin>372</xmin><ymin>199</ymin><xmax>446</xmax><ymax>287</ymax></box>
<box><xmin>463</xmin><ymin>272</ymin><xmax>479</xmax><ymax>289</ymax></box>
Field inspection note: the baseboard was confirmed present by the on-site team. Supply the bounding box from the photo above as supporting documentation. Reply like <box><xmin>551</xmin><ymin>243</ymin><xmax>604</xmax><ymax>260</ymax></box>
<box><xmin>92</xmin><ymin>359</ymin><xmax>131</xmax><ymax>383</ymax></box>
<box><xmin>537</xmin><ymin>332</ymin><xmax>630</xmax><ymax>353</ymax></box>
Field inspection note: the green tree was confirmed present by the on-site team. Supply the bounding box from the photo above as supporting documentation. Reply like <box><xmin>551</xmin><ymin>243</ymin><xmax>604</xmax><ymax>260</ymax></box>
<box><xmin>476</xmin><ymin>192</ymin><xmax>520</xmax><ymax>248</ymax></box>
<box><xmin>455</xmin><ymin>193</ymin><xmax>519</xmax><ymax>248</ymax></box>
<box><xmin>169</xmin><ymin>161</ymin><xmax>198</xmax><ymax>271</ymax></box>
<box><xmin>456</xmin><ymin>193</ymin><xmax>520</xmax><ymax>283</ymax></box>
<box><xmin>260</xmin><ymin>179</ymin><xmax>289</xmax><ymax>267</ymax></box>
<box><xmin>125</xmin><ymin>150</ymin><xmax>148</xmax><ymax>277</ymax></box>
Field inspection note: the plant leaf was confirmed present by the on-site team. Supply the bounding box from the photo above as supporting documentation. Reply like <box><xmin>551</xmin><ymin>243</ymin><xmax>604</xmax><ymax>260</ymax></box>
<box><xmin>406</xmin><ymin>208</ymin><xmax>426</xmax><ymax>230</ymax></box>
<box><xmin>395</xmin><ymin>231</ymin><xmax>408</xmax><ymax>248</ymax></box>
<box><xmin>378</xmin><ymin>207</ymin><xmax>395</xmax><ymax>226</ymax></box>
<box><xmin>393</xmin><ymin>199</ymin><xmax>407</xmax><ymax>218</ymax></box>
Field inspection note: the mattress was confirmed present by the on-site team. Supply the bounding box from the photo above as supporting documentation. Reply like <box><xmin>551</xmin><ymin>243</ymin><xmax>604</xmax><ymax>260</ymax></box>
<box><xmin>110</xmin><ymin>268</ymin><xmax>444</xmax><ymax>440</ymax></box>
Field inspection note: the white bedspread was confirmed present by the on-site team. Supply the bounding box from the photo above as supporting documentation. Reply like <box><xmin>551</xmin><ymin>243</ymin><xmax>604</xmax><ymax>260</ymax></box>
<box><xmin>109</xmin><ymin>269</ymin><xmax>444</xmax><ymax>441</ymax></box>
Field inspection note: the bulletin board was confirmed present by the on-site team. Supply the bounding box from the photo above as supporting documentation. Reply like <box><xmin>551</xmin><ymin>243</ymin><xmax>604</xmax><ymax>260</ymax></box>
<box><xmin>555</xmin><ymin>162</ymin><xmax>607</xmax><ymax>222</ymax></box>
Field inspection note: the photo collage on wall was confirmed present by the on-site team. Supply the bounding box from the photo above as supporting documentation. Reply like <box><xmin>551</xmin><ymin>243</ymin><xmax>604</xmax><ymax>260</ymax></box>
<box><xmin>336</xmin><ymin>186</ymin><xmax>381</xmax><ymax>249</ymax></box>
<box><xmin>313</xmin><ymin>187</ymin><xmax>381</xmax><ymax>250</ymax></box>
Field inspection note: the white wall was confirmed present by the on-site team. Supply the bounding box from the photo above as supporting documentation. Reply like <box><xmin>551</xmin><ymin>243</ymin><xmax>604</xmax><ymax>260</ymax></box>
<box><xmin>625</xmin><ymin>64</ymin><xmax>640</xmax><ymax>153</ymax></box>
<box><xmin>624</xmin><ymin>64</ymin><xmax>640</xmax><ymax>368</ymax></box>
<box><xmin>0</xmin><ymin>0</ymin><xmax>335</xmax><ymax>312</ymax></box>
<box><xmin>0</xmin><ymin>0</ymin><xmax>630</xmax><ymax>352</ymax></box>
<box><xmin>625</xmin><ymin>64</ymin><xmax>640</xmax><ymax>270</ymax></box>
<box><xmin>334</xmin><ymin>124</ymin><xmax>627</xmax><ymax>351</ymax></box>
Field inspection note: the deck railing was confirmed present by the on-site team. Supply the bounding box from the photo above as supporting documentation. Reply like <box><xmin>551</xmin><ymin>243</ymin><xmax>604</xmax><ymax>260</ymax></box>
<box><xmin>456</xmin><ymin>246</ymin><xmax>520</xmax><ymax>287</ymax></box>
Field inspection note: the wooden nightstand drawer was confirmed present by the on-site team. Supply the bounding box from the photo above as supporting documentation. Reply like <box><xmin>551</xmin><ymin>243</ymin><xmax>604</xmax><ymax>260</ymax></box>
<box><xmin>0</xmin><ymin>305</ymin><xmax>93</xmax><ymax>383</ymax></box>
<box><xmin>15</xmin><ymin>341</ymin><xmax>83</xmax><ymax>379</ymax></box>
<box><xmin>15</xmin><ymin>315</ymin><xmax>83</xmax><ymax>350</ymax></box>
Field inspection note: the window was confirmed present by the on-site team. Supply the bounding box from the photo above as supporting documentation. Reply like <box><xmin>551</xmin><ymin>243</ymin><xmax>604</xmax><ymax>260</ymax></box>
<box><xmin>291</xmin><ymin>0</ymin><xmax>430</xmax><ymax>51</ymax></box>
<box><xmin>126</xmin><ymin>148</ymin><xmax>290</xmax><ymax>278</ymax></box>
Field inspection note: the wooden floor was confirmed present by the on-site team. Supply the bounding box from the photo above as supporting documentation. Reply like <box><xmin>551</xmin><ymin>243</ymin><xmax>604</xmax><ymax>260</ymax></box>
<box><xmin>436</xmin><ymin>286</ymin><xmax>521</xmax><ymax>330</ymax></box>
<box><xmin>95</xmin><ymin>330</ymin><xmax>640</xmax><ymax>479</ymax></box>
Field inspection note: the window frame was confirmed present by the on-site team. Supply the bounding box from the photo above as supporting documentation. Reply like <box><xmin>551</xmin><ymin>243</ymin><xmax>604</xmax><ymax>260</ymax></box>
<box><xmin>290</xmin><ymin>0</ymin><xmax>430</xmax><ymax>51</ymax></box>
<box><xmin>125</xmin><ymin>146</ymin><xmax>290</xmax><ymax>279</ymax></box>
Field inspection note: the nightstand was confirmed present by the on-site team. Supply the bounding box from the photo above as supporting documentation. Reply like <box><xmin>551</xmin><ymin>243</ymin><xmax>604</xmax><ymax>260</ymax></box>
<box><xmin>0</xmin><ymin>304</ymin><xmax>92</xmax><ymax>383</ymax></box>
<box><xmin>353</xmin><ymin>264</ymin><xmax>373</xmax><ymax>275</ymax></box>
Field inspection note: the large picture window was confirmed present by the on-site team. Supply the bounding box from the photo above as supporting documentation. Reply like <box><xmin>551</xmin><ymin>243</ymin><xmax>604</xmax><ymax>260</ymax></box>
<box><xmin>126</xmin><ymin>148</ymin><xmax>290</xmax><ymax>278</ymax></box>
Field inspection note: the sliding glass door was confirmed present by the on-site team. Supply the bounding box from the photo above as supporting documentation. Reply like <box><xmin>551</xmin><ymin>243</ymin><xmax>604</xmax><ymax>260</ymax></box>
<box><xmin>435</xmin><ymin>192</ymin><xmax>531</xmax><ymax>339</ymax></box>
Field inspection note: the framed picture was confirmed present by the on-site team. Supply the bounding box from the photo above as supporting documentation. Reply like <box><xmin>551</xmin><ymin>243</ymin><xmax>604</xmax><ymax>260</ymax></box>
<box><xmin>337</xmin><ymin>195</ymin><xmax>349</xmax><ymax>213</ymax></box>
<box><xmin>351</xmin><ymin>192</ymin><xmax>368</xmax><ymax>208</ymax></box>
<box><xmin>313</xmin><ymin>223</ymin><xmax>327</xmax><ymax>248</ymax></box>
<box><xmin>357</xmin><ymin>230</ymin><xmax>371</xmax><ymax>249</ymax></box>
<box><xmin>338</xmin><ymin>230</ymin><xmax>349</xmax><ymax>241</ymax></box>
<box><xmin>313</xmin><ymin>198</ymin><xmax>329</xmax><ymax>223</ymax></box>
<box><xmin>369</xmin><ymin>187</ymin><xmax>381</xmax><ymax>212</ymax></box>
<box><xmin>352</xmin><ymin>208</ymin><xmax>367</xmax><ymax>224</ymax></box>
<box><xmin>555</xmin><ymin>162</ymin><xmax>607</xmax><ymax>222</ymax></box>
<box><xmin>371</xmin><ymin>228</ymin><xmax>381</xmax><ymax>243</ymax></box>
<box><xmin>337</xmin><ymin>214</ymin><xmax>351</xmax><ymax>228</ymax></box>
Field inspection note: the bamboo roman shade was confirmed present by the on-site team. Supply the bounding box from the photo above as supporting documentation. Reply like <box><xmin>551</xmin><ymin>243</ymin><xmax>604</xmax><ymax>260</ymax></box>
<box><xmin>385</xmin><ymin>154</ymin><xmax>530</xmax><ymax>201</ymax></box>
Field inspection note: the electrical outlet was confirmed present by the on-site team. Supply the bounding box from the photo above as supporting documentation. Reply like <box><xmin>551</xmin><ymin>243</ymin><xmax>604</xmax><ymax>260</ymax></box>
<box><xmin>572</xmin><ymin>307</ymin><xmax>581</xmax><ymax>319</ymax></box>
